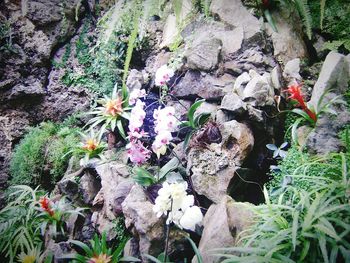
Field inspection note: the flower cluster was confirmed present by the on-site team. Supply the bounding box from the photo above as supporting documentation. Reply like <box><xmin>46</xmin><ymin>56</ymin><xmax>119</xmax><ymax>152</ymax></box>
<box><xmin>155</xmin><ymin>65</ymin><xmax>174</xmax><ymax>87</ymax></box>
<box><xmin>129</xmin><ymin>89</ymin><xmax>146</xmax><ymax>106</ymax></box>
<box><xmin>153</xmin><ymin>181</ymin><xmax>203</xmax><ymax>231</ymax></box>
<box><xmin>88</xmin><ymin>254</ymin><xmax>112</xmax><ymax>263</ymax></box>
<box><xmin>104</xmin><ymin>97</ymin><xmax>123</xmax><ymax>117</ymax></box>
<box><xmin>286</xmin><ymin>83</ymin><xmax>317</xmax><ymax>122</ymax></box>
<box><xmin>127</xmin><ymin>99</ymin><xmax>151</xmax><ymax>165</ymax></box>
<box><xmin>152</xmin><ymin>106</ymin><xmax>178</xmax><ymax>158</ymax></box>
<box><xmin>39</xmin><ymin>196</ymin><xmax>54</xmax><ymax>217</ymax></box>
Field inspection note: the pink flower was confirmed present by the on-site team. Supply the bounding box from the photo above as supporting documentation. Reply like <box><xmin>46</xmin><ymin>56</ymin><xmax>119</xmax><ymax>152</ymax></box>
<box><xmin>128</xmin><ymin>100</ymin><xmax>146</xmax><ymax>139</ymax></box>
<box><xmin>127</xmin><ymin>139</ymin><xmax>151</xmax><ymax>165</ymax></box>
<box><xmin>155</xmin><ymin>65</ymin><xmax>174</xmax><ymax>86</ymax></box>
<box><xmin>152</xmin><ymin>106</ymin><xmax>178</xmax><ymax>158</ymax></box>
<box><xmin>129</xmin><ymin>89</ymin><xmax>146</xmax><ymax>105</ymax></box>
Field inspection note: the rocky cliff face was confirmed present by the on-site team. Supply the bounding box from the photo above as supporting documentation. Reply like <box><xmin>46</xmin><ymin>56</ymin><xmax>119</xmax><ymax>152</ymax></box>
<box><xmin>0</xmin><ymin>0</ymin><xmax>93</xmax><ymax>204</ymax></box>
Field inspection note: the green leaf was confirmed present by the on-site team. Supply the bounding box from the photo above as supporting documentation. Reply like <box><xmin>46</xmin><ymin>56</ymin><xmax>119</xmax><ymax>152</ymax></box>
<box><xmin>116</xmin><ymin>120</ymin><xmax>126</xmax><ymax>139</ymax></box>
<box><xmin>133</xmin><ymin>167</ymin><xmax>156</xmax><ymax>186</ymax></box>
<box><xmin>159</xmin><ymin>157</ymin><xmax>180</xmax><ymax>180</ymax></box>
<box><xmin>264</xmin><ymin>9</ymin><xmax>278</xmax><ymax>32</ymax></box>
<box><xmin>188</xmin><ymin>99</ymin><xmax>205</xmax><ymax>127</ymax></box>
<box><xmin>185</xmin><ymin>235</ymin><xmax>203</xmax><ymax>263</ymax></box>
<box><xmin>291</xmin><ymin>108</ymin><xmax>314</xmax><ymax>125</ymax></box>
<box><xmin>292</xmin><ymin>210</ymin><xmax>299</xmax><ymax>251</ymax></box>
<box><xmin>194</xmin><ymin>112</ymin><xmax>210</xmax><ymax>127</ymax></box>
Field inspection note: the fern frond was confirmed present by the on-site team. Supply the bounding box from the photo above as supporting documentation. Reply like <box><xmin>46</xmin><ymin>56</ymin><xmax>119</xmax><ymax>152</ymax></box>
<box><xmin>294</xmin><ymin>0</ymin><xmax>312</xmax><ymax>40</ymax></box>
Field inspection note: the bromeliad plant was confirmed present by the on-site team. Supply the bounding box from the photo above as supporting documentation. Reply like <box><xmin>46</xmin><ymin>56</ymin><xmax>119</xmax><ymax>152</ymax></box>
<box><xmin>36</xmin><ymin>196</ymin><xmax>84</xmax><ymax>238</ymax></box>
<box><xmin>67</xmin><ymin>233</ymin><xmax>136</xmax><ymax>263</ymax></box>
<box><xmin>74</xmin><ymin>130</ymin><xmax>107</xmax><ymax>165</ymax></box>
<box><xmin>86</xmin><ymin>86</ymin><xmax>131</xmax><ymax>140</ymax></box>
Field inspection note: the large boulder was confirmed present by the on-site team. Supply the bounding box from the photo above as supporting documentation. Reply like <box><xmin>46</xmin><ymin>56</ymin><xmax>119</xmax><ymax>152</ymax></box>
<box><xmin>91</xmin><ymin>157</ymin><xmax>134</xmax><ymax>240</ymax></box>
<box><xmin>187</xmin><ymin>120</ymin><xmax>254</xmax><ymax>203</ymax></box>
<box><xmin>303</xmin><ymin>52</ymin><xmax>350</xmax><ymax>154</ymax></box>
<box><xmin>193</xmin><ymin>196</ymin><xmax>254</xmax><ymax>263</ymax></box>
<box><xmin>122</xmin><ymin>184</ymin><xmax>187</xmax><ymax>261</ymax></box>
<box><xmin>210</xmin><ymin>0</ymin><xmax>262</xmax><ymax>41</ymax></box>
<box><xmin>265</xmin><ymin>11</ymin><xmax>308</xmax><ymax>64</ymax></box>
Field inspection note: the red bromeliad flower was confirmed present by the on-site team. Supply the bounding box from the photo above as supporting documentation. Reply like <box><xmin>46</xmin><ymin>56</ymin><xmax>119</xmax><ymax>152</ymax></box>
<box><xmin>39</xmin><ymin>196</ymin><xmax>54</xmax><ymax>217</ymax></box>
<box><xmin>286</xmin><ymin>83</ymin><xmax>317</xmax><ymax>122</ymax></box>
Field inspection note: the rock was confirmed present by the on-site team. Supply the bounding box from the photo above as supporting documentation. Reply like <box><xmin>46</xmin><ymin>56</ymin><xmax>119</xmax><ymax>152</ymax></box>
<box><xmin>187</xmin><ymin>120</ymin><xmax>254</xmax><ymax>203</ymax></box>
<box><xmin>224</xmin><ymin>47</ymin><xmax>276</xmax><ymax>76</ymax></box>
<box><xmin>233</xmin><ymin>72</ymin><xmax>250</xmax><ymax>91</ymax></box>
<box><xmin>210</xmin><ymin>0</ymin><xmax>261</xmax><ymax>41</ymax></box>
<box><xmin>215</xmin><ymin>109</ymin><xmax>230</xmax><ymax>123</ymax></box>
<box><xmin>304</xmin><ymin>52</ymin><xmax>350</xmax><ymax>155</ymax></box>
<box><xmin>233</xmin><ymin>70</ymin><xmax>275</xmax><ymax>107</ymax></box>
<box><xmin>185</xmin><ymin>38</ymin><xmax>222</xmax><ymax>71</ymax></box>
<box><xmin>126</xmin><ymin>69</ymin><xmax>144</xmax><ymax>91</ymax></box>
<box><xmin>172</xmin><ymin>71</ymin><xmax>226</xmax><ymax>100</ymax></box>
<box><xmin>91</xmin><ymin>161</ymin><xmax>134</xmax><ymax>240</ymax></box>
<box><xmin>167</xmin><ymin>99</ymin><xmax>192</xmax><ymax>121</ymax></box>
<box><xmin>309</xmin><ymin>51</ymin><xmax>350</xmax><ymax>108</ymax></box>
<box><xmin>265</xmin><ymin>11</ymin><xmax>307</xmax><ymax>64</ymax></box>
<box><xmin>271</xmin><ymin>66</ymin><xmax>282</xmax><ymax>90</ymax></box>
<box><xmin>182</xmin><ymin>19</ymin><xmax>243</xmax><ymax>59</ymax></box>
<box><xmin>79</xmin><ymin>171</ymin><xmax>101</xmax><ymax>205</ymax></box>
<box><xmin>220</xmin><ymin>93</ymin><xmax>247</xmax><ymax>115</ymax></box>
<box><xmin>194</xmin><ymin>102</ymin><xmax>218</xmax><ymax>120</ymax></box>
<box><xmin>193</xmin><ymin>196</ymin><xmax>254</xmax><ymax>263</ymax></box>
<box><xmin>282</xmin><ymin>58</ymin><xmax>302</xmax><ymax>86</ymax></box>
<box><xmin>122</xmin><ymin>184</ymin><xmax>186</xmax><ymax>261</ymax></box>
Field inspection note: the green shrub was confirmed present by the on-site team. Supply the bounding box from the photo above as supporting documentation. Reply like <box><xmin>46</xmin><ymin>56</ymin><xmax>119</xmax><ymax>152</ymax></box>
<box><xmin>9</xmin><ymin>122</ymin><xmax>81</xmax><ymax>189</ymax></box>
<box><xmin>215</xmin><ymin>151</ymin><xmax>350</xmax><ymax>262</ymax></box>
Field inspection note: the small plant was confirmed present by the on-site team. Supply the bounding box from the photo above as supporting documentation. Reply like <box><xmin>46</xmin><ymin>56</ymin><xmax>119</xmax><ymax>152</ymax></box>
<box><xmin>86</xmin><ymin>86</ymin><xmax>131</xmax><ymax>139</ymax></box>
<box><xmin>68</xmin><ymin>130</ymin><xmax>107</xmax><ymax>165</ymax></box>
<box><xmin>36</xmin><ymin>196</ymin><xmax>85</xmax><ymax>238</ymax></box>
<box><xmin>0</xmin><ymin>185</ymin><xmax>41</xmax><ymax>263</ymax></box>
<box><xmin>9</xmin><ymin>122</ymin><xmax>81</xmax><ymax>188</ymax></box>
<box><xmin>180</xmin><ymin>99</ymin><xmax>211</xmax><ymax>149</ymax></box>
<box><xmin>67</xmin><ymin>233</ymin><xmax>134</xmax><ymax>263</ymax></box>
<box><xmin>266</xmin><ymin>142</ymin><xmax>288</xmax><ymax>159</ymax></box>
<box><xmin>132</xmin><ymin>157</ymin><xmax>180</xmax><ymax>187</ymax></box>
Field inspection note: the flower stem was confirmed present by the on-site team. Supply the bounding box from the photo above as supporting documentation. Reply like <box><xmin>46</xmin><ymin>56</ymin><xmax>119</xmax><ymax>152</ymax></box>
<box><xmin>164</xmin><ymin>199</ymin><xmax>173</xmax><ymax>262</ymax></box>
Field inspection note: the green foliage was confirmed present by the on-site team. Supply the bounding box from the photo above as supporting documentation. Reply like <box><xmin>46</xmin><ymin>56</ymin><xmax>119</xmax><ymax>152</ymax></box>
<box><xmin>180</xmin><ymin>99</ymin><xmax>211</xmax><ymax>149</ymax></box>
<box><xmin>193</xmin><ymin>0</ymin><xmax>211</xmax><ymax>17</ymax></box>
<box><xmin>9</xmin><ymin>122</ymin><xmax>81</xmax><ymax>188</ymax></box>
<box><xmin>86</xmin><ymin>86</ymin><xmax>130</xmax><ymax>139</ymax></box>
<box><xmin>215</xmin><ymin>151</ymin><xmax>350</xmax><ymax>262</ymax></box>
<box><xmin>0</xmin><ymin>185</ymin><xmax>42</xmax><ymax>263</ymax></box>
<box><xmin>132</xmin><ymin>157</ymin><xmax>180</xmax><ymax>186</ymax></box>
<box><xmin>67</xmin><ymin>232</ymin><xmax>134</xmax><ymax>263</ymax></box>
<box><xmin>0</xmin><ymin>19</ymin><xmax>13</xmax><ymax>51</ymax></box>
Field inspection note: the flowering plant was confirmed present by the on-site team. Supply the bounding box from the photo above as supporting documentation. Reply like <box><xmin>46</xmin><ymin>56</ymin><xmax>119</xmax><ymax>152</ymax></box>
<box><xmin>155</xmin><ymin>65</ymin><xmax>174</xmax><ymax>101</ymax></box>
<box><xmin>152</xmin><ymin>106</ymin><xmax>178</xmax><ymax>158</ymax></box>
<box><xmin>66</xmin><ymin>233</ymin><xmax>135</xmax><ymax>263</ymax></box>
<box><xmin>153</xmin><ymin>181</ymin><xmax>203</xmax><ymax>231</ymax></box>
<box><xmin>36</xmin><ymin>196</ymin><xmax>84</xmax><ymax>237</ymax></box>
<box><xmin>86</xmin><ymin>86</ymin><xmax>131</xmax><ymax>139</ymax></box>
<box><xmin>286</xmin><ymin>83</ymin><xmax>317</xmax><ymax>124</ymax></box>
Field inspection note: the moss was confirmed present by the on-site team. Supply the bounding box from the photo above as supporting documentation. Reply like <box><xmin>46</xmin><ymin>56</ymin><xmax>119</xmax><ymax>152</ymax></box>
<box><xmin>9</xmin><ymin>122</ymin><xmax>81</xmax><ymax>189</ymax></box>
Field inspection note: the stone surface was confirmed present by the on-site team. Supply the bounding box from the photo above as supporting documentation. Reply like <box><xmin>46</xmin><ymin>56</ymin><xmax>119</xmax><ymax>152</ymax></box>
<box><xmin>182</xmin><ymin>19</ymin><xmax>243</xmax><ymax>59</ymax></box>
<box><xmin>187</xmin><ymin>120</ymin><xmax>254</xmax><ymax>203</ymax></box>
<box><xmin>91</xmin><ymin>161</ymin><xmax>133</xmax><ymax>240</ymax></box>
<box><xmin>172</xmin><ymin>71</ymin><xmax>226</xmax><ymax>100</ymax></box>
<box><xmin>309</xmin><ymin>52</ymin><xmax>350</xmax><ymax>108</ymax></box>
<box><xmin>126</xmin><ymin>69</ymin><xmax>144</xmax><ymax>91</ymax></box>
<box><xmin>304</xmin><ymin>52</ymin><xmax>350</xmax><ymax>155</ymax></box>
<box><xmin>79</xmin><ymin>171</ymin><xmax>101</xmax><ymax>205</ymax></box>
<box><xmin>224</xmin><ymin>47</ymin><xmax>276</xmax><ymax>76</ymax></box>
<box><xmin>193</xmin><ymin>196</ymin><xmax>254</xmax><ymax>263</ymax></box>
<box><xmin>185</xmin><ymin>38</ymin><xmax>222</xmax><ymax>71</ymax></box>
<box><xmin>210</xmin><ymin>0</ymin><xmax>261</xmax><ymax>41</ymax></box>
<box><xmin>283</xmin><ymin>58</ymin><xmax>302</xmax><ymax>86</ymax></box>
<box><xmin>265</xmin><ymin>11</ymin><xmax>307</xmax><ymax>64</ymax></box>
<box><xmin>122</xmin><ymin>184</ymin><xmax>187</xmax><ymax>261</ymax></box>
<box><xmin>234</xmin><ymin>70</ymin><xmax>275</xmax><ymax>107</ymax></box>
<box><xmin>220</xmin><ymin>93</ymin><xmax>247</xmax><ymax>115</ymax></box>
